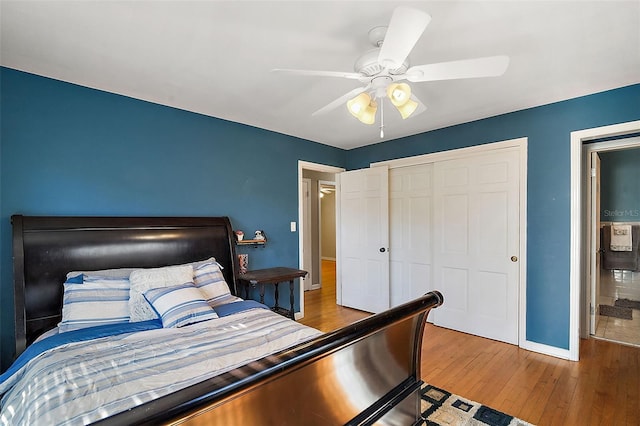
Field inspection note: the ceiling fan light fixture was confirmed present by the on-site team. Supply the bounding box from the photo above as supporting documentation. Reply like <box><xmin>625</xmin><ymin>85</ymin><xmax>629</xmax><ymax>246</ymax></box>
<box><xmin>347</xmin><ymin>93</ymin><xmax>370</xmax><ymax>116</ymax></box>
<box><xmin>347</xmin><ymin>93</ymin><xmax>377</xmax><ymax>124</ymax></box>
<box><xmin>387</xmin><ymin>83</ymin><xmax>411</xmax><ymax>106</ymax></box>
<box><xmin>396</xmin><ymin>98</ymin><xmax>418</xmax><ymax>119</ymax></box>
<box><xmin>387</xmin><ymin>83</ymin><xmax>417</xmax><ymax>119</ymax></box>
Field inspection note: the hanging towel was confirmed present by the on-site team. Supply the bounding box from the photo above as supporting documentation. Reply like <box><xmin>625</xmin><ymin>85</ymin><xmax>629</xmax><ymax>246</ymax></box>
<box><xmin>611</xmin><ymin>224</ymin><xmax>633</xmax><ymax>251</ymax></box>
<box><xmin>602</xmin><ymin>226</ymin><xmax>639</xmax><ymax>270</ymax></box>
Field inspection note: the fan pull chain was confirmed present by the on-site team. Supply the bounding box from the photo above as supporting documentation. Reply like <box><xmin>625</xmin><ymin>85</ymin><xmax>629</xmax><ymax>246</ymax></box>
<box><xmin>379</xmin><ymin>98</ymin><xmax>385</xmax><ymax>138</ymax></box>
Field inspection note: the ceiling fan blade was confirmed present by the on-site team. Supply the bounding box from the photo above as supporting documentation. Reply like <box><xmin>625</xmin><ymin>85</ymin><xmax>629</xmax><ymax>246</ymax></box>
<box><xmin>272</xmin><ymin>68</ymin><xmax>363</xmax><ymax>80</ymax></box>
<box><xmin>312</xmin><ymin>85</ymin><xmax>371</xmax><ymax>116</ymax></box>
<box><xmin>378</xmin><ymin>7</ymin><xmax>431</xmax><ymax>69</ymax></box>
<box><xmin>405</xmin><ymin>55</ymin><xmax>510</xmax><ymax>82</ymax></box>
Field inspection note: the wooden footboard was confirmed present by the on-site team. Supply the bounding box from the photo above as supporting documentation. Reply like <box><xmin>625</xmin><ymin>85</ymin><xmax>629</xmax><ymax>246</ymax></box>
<box><xmin>97</xmin><ymin>291</ymin><xmax>443</xmax><ymax>426</ymax></box>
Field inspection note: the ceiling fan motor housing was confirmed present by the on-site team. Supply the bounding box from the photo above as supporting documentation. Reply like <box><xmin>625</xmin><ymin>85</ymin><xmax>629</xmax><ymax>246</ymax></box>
<box><xmin>354</xmin><ymin>48</ymin><xmax>409</xmax><ymax>76</ymax></box>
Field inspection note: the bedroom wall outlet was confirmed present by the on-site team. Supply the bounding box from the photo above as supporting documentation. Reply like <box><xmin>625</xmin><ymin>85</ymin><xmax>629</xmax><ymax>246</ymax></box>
<box><xmin>290</xmin><ymin>221</ymin><xmax>297</xmax><ymax>232</ymax></box>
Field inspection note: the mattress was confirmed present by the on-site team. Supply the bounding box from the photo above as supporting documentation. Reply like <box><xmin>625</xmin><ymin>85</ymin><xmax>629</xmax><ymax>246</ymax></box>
<box><xmin>0</xmin><ymin>305</ymin><xmax>321</xmax><ymax>425</ymax></box>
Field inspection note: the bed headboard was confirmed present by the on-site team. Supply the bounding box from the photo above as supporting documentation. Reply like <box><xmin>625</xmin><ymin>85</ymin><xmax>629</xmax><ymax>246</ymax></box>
<box><xmin>11</xmin><ymin>215</ymin><xmax>239</xmax><ymax>359</ymax></box>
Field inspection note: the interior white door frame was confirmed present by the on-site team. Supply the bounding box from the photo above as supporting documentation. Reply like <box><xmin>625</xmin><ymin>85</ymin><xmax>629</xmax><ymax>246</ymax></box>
<box><xmin>302</xmin><ymin>178</ymin><xmax>314</xmax><ymax>291</ymax></box>
<box><xmin>571</xmin><ymin>120</ymin><xmax>640</xmax><ymax>361</ymax></box>
<box><xmin>298</xmin><ymin>161</ymin><xmax>345</xmax><ymax>319</ymax></box>
<box><xmin>580</xmin><ymin>133</ymin><xmax>640</xmax><ymax>340</ymax></box>
<box><xmin>372</xmin><ymin>138</ymin><xmax>530</xmax><ymax>352</ymax></box>
<box><xmin>587</xmin><ymin>152</ymin><xmax>601</xmax><ymax>335</ymax></box>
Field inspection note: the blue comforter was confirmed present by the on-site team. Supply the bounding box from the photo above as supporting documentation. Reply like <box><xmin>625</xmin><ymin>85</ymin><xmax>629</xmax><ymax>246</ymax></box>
<box><xmin>0</xmin><ymin>300</ymin><xmax>321</xmax><ymax>425</ymax></box>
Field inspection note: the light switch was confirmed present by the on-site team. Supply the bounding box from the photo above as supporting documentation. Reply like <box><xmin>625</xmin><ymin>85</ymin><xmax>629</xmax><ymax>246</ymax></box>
<box><xmin>290</xmin><ymin>221</ymin><xmax>297</xmax><ymax>232</ymax></box>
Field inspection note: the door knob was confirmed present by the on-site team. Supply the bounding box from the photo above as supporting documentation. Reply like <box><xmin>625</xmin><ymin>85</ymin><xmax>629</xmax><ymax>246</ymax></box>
<box><xmin>380</xmin><ymin>248</ymin><xmax>386</xmax><ymax>253</ymax></box>
<box><xmin>511</xmin><ymin>256</ymin><xmax>518</xmax><ymax>262</ymax></box>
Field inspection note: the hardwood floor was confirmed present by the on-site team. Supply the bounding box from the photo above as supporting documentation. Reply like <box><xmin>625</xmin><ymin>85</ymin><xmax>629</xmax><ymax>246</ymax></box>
<box><xmin>300</xmin><ymin>260</ymin><xmax>640</xmax><ymax>425</ymax></box>
<box><xmin>299</xmin><ymin>260</ymin><xmax>369</xmax><ymax>332</ymax></box>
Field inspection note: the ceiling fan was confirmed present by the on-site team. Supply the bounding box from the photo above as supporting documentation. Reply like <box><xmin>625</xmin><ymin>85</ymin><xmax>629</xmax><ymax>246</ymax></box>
<box><xmin>273</xmin><ymin>6</ymin><xmax>509</xmax><ymax>138</ymax></box>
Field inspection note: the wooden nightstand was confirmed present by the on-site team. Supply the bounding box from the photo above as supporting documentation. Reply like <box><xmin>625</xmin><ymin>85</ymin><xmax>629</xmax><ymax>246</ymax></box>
<box><xmin>238</xmin><ymin>267</ymin><xmax>307</xmax><ymax>320</ymax></box>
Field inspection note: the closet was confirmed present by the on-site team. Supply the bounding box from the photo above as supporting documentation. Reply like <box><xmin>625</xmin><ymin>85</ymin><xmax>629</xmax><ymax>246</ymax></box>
<box><xmin>338</xmin><ymin>139</ymin><xmax>525</xmax><ymax>345</ymax></box>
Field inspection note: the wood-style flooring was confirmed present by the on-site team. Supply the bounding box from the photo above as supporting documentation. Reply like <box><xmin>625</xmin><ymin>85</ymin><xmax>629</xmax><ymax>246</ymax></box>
<box><xmin>300</xmin><ymin>260</ymin><xmax>640</xmax><ymax>426</ymax></box>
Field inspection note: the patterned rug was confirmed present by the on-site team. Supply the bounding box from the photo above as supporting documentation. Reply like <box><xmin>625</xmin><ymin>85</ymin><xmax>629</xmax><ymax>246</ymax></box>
<box><xmin>419</xmin><ymin>383</ymin><xmax>534</xmax><ymax>426</ymax></box>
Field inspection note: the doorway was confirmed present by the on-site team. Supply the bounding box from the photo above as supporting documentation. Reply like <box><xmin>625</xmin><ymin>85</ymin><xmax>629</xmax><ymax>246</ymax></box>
<box><xmin>572</xmin><ymin>119</ymin><xmax>640</xmax><ymax>362</ymax></box>
<box><xmin>584</xmin><ymin>137</ymin><xmax>640</xmax><ymax>346</ymax></box>
<box><xmin>298</xmin><ymin>161</ymin><xmax>344</xmax><ymax>319</ymax></box>
<box><xmin>319</xmin><ymin>180</ymin><xmax>337</xmax><ymax>288</ymax></box>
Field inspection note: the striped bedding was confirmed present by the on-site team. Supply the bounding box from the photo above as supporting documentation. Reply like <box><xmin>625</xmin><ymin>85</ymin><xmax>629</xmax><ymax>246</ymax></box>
<box><xmin>0</xmin><ymin>308</ymin><xmax>321</xmax><ymax>425</ymax></box>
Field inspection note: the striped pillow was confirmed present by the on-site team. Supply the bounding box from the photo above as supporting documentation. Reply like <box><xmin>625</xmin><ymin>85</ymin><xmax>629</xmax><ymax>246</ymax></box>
<box><xmin>129</xmin><ymin>264</ymin><xmax>194</xmax><ymax>322</ymax></box>
<box><xmin>194</xmin><ymin>261</ymin><xmax>232</xmax><ymax>306</ymax></box>
<box><xmin>143</xmin><ymin>283</ymin><xmax>219</xmax><ymax>328</ymax></box>
<box><xmin>59</xmin><ymin>278</ymin><xmax>130</xmax><ymax>333</ymax></box>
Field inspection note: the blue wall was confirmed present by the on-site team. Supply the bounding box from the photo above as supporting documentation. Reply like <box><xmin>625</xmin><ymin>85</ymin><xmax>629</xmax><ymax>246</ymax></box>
<box><xmin>345</xmin><ymin>83</ymin><xmax>640</xmax><ymax>350</ymax></box>
<box><xmin>2</xmin><ymin>65</ymin><xmax>640</xmax><ymax>369</ymax></box>
<box><xmin>600</xmin><ymin>148</ymin><xmax>640</xmax><ymax>221</ymax></box>
<box><xmin>0</xmin><ymin>67</ymin><xmax>346</xmax><ymax>369</ymax></box>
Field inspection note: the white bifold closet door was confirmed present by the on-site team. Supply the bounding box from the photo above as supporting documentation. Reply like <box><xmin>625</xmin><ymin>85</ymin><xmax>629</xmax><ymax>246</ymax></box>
<box><xmin>338</xmin><ymin>166</ymin><xmax>390</xmax><ymax>313</ymax></box>
<box><xmin>431</xmin><ymin>149</ymin><xmax>520</xmax><ymax>344</ymax></box>
<box><xmin>389</xmin><ymin>164</ymin><xmax>434</xmax><ymax>307</ymax></box>
<box><xmin>338</xmin><ymin>145</ymin><xmax>521</xmax><ymax>344</ymax></box>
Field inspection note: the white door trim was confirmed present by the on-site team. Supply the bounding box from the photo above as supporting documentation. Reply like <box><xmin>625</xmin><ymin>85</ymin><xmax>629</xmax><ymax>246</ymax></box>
<box><xmin>302</xmin><ymin>178</ymin><xmax>314</xmax><ymax>291</ymax></box>
<box><xmin>372</xmin><ymin>138</ymin><xmax>532</xmax><ymax>354</ymax></box>
<box><xmin>581</xmin><ymin>134</ymin><xmax>640</xmax><ymax>340</ymax></box>
<box><xmin>570</xmin><ymin>120</ymin><xmax>640</xmax><ymax>361</ymax></box>
<box><xmin>298</xmin><ymin>161</ymin><xmax>345</xmax><ymax>319</ymax></box>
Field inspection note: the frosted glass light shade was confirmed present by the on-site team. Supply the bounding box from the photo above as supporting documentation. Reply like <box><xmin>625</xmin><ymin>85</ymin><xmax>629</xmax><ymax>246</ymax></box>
<box><xmin>347</xmin><ymin>93</ymin><xmax>377</xmax><ymax>124</ymax></box>
<box><xmin>387</xmin><ymin>83</ymin><xmax>411</xmax><ymax>106</ymax></box>
<box><xmin>396</xmin><ymin>98</ymin><xmax>418</xmax><ymax>119</ymax></box>
<box><xmin>387</xmin><ymin>83</ymin><xmax>417</xmax><ymax>119</ymax></box>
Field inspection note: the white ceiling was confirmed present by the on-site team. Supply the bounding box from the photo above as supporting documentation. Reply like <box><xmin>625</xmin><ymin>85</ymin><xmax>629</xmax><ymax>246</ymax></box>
<box><xmin>2</xmin><ymin>1</ymin><xmax>639</xmax><ymax>150</ymax></box>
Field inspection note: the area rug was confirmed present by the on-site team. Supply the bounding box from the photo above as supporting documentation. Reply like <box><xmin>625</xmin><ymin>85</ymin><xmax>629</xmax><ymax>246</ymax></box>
<box><xmin>614</xmin><ymin>298</ymin><xmax>640</xmax><ymax>310</ymax></box>
<box><xmin>420</xmin><ymin>383</ymin><xmax>534</xmax><ymax>426</ymax></box>
<box><xmin>599</xmin><ymin>304</ymin><xmax>633</xmax><ymax>320</ymax></box>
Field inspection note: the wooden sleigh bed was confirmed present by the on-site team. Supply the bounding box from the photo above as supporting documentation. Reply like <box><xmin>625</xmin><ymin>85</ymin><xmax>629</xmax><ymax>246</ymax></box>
<box><xmin>5</xmin><ymin>215</ymin><xmax>443</xmax><ymax>425</ymax></box>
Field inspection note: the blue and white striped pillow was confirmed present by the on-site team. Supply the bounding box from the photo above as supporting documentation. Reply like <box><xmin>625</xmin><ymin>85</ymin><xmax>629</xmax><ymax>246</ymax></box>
<box><xmin>194</xmin><ymin>261</ymin><xmax>232</xmax><ymax>306</ymax></box>
<box><xmin>143</xmin><ymin>283</ymin><xmax>219</xmax><ymax>328</ymax></box>
<box><xmin>59</xmin><ymin>278</ymin><xmax>130</xmax><ymax>333</ymax></box>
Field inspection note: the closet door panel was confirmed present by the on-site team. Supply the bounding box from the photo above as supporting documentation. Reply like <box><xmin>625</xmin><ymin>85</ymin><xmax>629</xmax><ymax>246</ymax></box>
<box><xmin>338</xmin><ymin>167</ymin><xmax>389</xmax><ymax>313</ymax></box>
<box><xmin>389</xmin><ymin>164</ymin><xmax>433</xmax><ymax>307</ymax></box>
<box><xmin>433</xmin><ymin>149</ymin><xmax>520</xmax><ymax>345</ymax></box>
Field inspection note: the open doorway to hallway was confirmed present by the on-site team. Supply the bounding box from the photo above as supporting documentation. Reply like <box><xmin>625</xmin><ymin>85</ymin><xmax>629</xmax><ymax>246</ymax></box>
<box><xmin>299</xmin><ymin>260</ymin><xmax>370</xmax><ymax>332</ymax></box>
<box><xmin>298</xmin><ymin>161</ymin><xmax>344</xmax><ymax>320</ymax></box>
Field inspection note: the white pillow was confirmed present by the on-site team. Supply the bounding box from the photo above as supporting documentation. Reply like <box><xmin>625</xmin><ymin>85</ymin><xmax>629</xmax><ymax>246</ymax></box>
<box><xmin>194</xmin><ymin>261</ymin><xmax>232</xmax><ymax>305</ymax></box>
<box><xmin>143</xmin><ymin>283</ymin><xmax>219</xmax><ymax>328</ymax></box>
<box><xmin>189</xmin><ymin>257</ymin><xmax>218</xmax><ymax>270</ymax></box>
<box><xmin>65</xmin><ymin>258</ymin><xmax>216</xmax><ymax>281</ymax></box>
<box><xmin>58</xmin><ymin>278</ymin><xmax>130</xmax><ymax>332</ymax></box>
<box><xmin>66</xmin><ymin>267</ymin><xmax>136</xmax><ymax>280</ymax></box>
<box><xmin>129</xmin><ymin>264</ymin><xmax>194</xmax><ymax>322</ymax></box>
